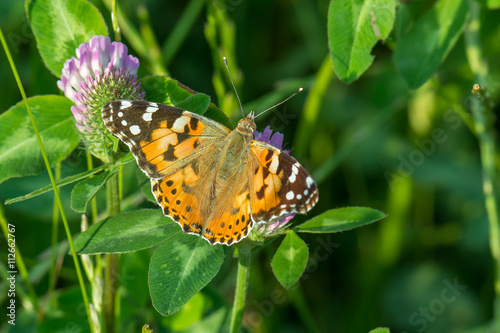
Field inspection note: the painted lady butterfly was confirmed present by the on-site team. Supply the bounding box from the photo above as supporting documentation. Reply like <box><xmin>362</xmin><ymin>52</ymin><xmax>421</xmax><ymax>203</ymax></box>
<box><xmin>102</xmin><ymin>98</ymin><xmax>318</xmax><ymax>245</ymax></box>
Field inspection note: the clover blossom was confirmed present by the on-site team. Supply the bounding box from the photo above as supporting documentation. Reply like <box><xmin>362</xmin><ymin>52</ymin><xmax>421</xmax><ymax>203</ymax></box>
<box><xmin>252</xmin><ymin>126</ymin><xmax>295</xmax><ymax>237</ymax></box>
<box><xmin>57</xmin><ymin>35</ymin><xmax>143</xmax><ymax>162</ymax></box>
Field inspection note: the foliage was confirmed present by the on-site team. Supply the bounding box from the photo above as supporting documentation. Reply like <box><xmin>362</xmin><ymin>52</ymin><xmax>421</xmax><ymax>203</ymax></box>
<box><xmin>1</xmin><ymin>0</ymin><xmax>500</xmax><ymax>332</ymax></box>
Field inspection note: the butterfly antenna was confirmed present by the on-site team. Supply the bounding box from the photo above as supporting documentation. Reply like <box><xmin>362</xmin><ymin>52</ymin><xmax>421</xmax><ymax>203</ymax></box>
<box><xmin>254</xmin><ymin>87</ymin><xmax>303</xmax><ymax>119</ymax></box>
<box><xmin>223</xmin><ymin>57</ymin><xmax>245</xmax><ymax>117</ymax></box>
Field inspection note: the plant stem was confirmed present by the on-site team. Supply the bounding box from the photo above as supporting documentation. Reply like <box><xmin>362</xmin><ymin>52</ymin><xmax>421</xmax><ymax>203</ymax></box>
<box><xmin>465</xmin><ymin>3</ymin><xmax>500</xmax><ymax>330</ymax></box>
<box><xmin>104</xmin><ymin>173</ymin><xmax>120</xmax><ymax>333</ymax></box>
<box><xmin>41</xmin><ymin>162</ymin><xmax>62</xmax><ymax>319</ymax></box>
<box><xmin>111</xmin><ymin>0</ymin><xmax>121</xmax><ymax>42</ymax></box>
<box><xmin>471</xmin><ymin>85</ymin><xmax>500</xmax><ymax>332</ymax></box>
<box><xmin>0</xmin><ymin>28</ymin><xmax>94</xmax><ymax>333</ymax></box>
<box><xmin>229</xmin><ymin>247</ymin><xmax>251</xmax><ymax>333</ymax></box>
<box><xmin>48</xmin><ymin>163</ymin><xmax>61</xmax><ymax>291</ymax></box>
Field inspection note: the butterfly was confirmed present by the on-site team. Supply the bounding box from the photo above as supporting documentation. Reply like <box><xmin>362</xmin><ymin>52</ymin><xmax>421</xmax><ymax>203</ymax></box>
<box><xmin>102</xmin><ymin>99</ymin><xmax>318</xmax><ymax>245</ymax></box>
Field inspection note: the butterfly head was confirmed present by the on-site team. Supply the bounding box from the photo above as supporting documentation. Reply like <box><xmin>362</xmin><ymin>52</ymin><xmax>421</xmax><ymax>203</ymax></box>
<box><xmin>236</xmin><ymin>111</ymin><xmax>257</xmax><ymax>135</ymax></box>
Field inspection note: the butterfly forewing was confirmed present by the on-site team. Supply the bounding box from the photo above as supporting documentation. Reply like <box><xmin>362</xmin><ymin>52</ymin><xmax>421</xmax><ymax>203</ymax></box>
<box><xmin>102</xmin><ymin>100</ymin><xmax>229</xmax><ymax>178</ymax></box>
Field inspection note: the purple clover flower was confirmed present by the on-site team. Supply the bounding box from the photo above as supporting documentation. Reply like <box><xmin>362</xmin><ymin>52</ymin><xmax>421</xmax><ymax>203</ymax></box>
<box><xmin>57</xmin><ymin>35</ymin><xmax>140</xmax><ymax>132</ymax></box>
<box><xmin>253</xmin><ymin>126</ymin><xmax>295</xmax><ymax>237</ymax></box>
<box><xmin>57</xmin><ymin>35</ymin><xmax>143</xmax><ymax>161</ymax></box>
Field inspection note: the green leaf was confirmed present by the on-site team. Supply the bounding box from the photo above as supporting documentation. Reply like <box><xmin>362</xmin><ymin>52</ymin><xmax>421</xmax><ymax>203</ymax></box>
<box><xmin>393</xmin><ymin>0</ymin><xmax>469</xmax><ymax>89</ymax></box>
<box><xmin>75</xmin><ymin>209</ymin><xmax>179</xmax><ymax>254</ymax></box>
<box><xmin>203</xmin><ymin>103</ymin><xmax>233</xmax><ymax>130</ymax></box>
<box><xmin>0</xmin><ymin>96</ymin><xmax>80</xmax><ymax>184</ymax></box>
<box><xmin>70</xmin><ymin>170</ymin><xmax>117</xmax><ymax>213</ymax></box>
<box><xmin>368</xmin><ymin>328</ymin><xmax>390</xmax><ymax>333</ymax></box>
<box><xmin>140</xmin><ymin>76</ymin><xmax>208</xmax><ymax>110</ymax></box>
<box><xmin>176</xmin><ymin>93</ymin><xmax>211</xmax><ymax>114</ymax></box>
<box><xmin>271</xmin><ymin>231</ymin><xmax>309</xmax><ymax>288</ymax></box>
<box><xmin>295</xmin><ymin>207</ymin><xmax>386</xmax><ymax>233</ymax></box>
<box><xmin>328</xmin><ymin>0</ymin><xmax>396</xmax><ymax>83</ymax></box>
<box><xmin>149</xmin><ymin>233</ymin><xmax>224</xmax><ymax>316</ymax></box>
<box><xmin>26</xmin><ymin>0</ymin><xmax>108</xmax><ymax>77</ymax></box>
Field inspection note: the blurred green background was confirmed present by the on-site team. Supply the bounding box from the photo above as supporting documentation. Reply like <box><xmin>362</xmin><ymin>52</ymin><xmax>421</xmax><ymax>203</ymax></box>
<box><xmin>1</xmin><ymin>0</ymin><xmax>499</xmax><ymax>332</ymax></box>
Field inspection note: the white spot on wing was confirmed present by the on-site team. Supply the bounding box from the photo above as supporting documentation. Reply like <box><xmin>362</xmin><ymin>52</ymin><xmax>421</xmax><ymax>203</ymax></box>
<box><xmin>288</xmin><ymin>172</ymin><xmax>296</xmax><ymax>183</ymax></box>
<box><xmin>146</xmin><ymin>106</ymin><xmax>158</xmax><ymax>113</ymax></box>
<box><xmin>118</xmin><ymin>111</ymin><xmax>123</xmax><ymax>117</ymax></box>
<box><xmin>142</xmin><ymin>113</ymin><xmax>153</xmax><ymax>121</ymax></box>
<box><xmin>306</xmin><ymin>176</ymin><xmax>314</xmax><ymax>188</ymax></box>
<box><xmin>121</xmin><ymin>120</ymin><xmax>127</xmax><ymax>126</ymax></box>
<box><xmin>296</xmin><ymin>194</ymin><xmax>302</xmax><ymax>200</ymax></box>
<box><xmin>120</xmin><ymin>100</ymin><xmax>132</xmax><ymax>108</ymax></box>
<box><xmin>286</xmin><ymin>191</ymin><xmax>294</xmax><ymax>200</ymax></box>
<box><xmin>304</xmin><ymin>189</ymin><xmax>309</xmax><ymax>195</ymax></box>
<box><xmin>172</xmin><ymin>116</ymin><xmax>190</xmax><ymax>132</ymax></box>
<box><xmin>130</xmin><ymin>125</ymin><xmax>141</xmax><ymax>135</ymax></box>
<box><xmin>292</xmin><ymin>164</ymin><xmax>299</xmax><ymax>175</ymax></box>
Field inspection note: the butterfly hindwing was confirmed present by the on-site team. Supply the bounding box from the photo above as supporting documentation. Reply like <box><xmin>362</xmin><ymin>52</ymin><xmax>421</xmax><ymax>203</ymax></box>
<box><xmin>151</xmin><ymin>161</ymin><xmax>205</xmax><ymax>236</ymax></box>
<box><xmin>203</xmin><ymin>161</ymin><xmax>254</xmax><ymax>245</ymax></box>
<box><xmin>150</xmin><ymin>149</ymin><xmax>252</xmax><ymax>245</ymax></box>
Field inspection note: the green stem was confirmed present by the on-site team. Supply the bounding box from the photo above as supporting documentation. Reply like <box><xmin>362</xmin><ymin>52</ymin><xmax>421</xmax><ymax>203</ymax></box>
<box><xmin>471</xmin><ymin>86</ymin><xmax>500</xmax><ymax>332</ymax></box>
<box><xmin>104</xmin><ymin>173</ymin><xmax>120</xmax><ymax>333</ymax></box>
<box><xmin>464</xmin><ymin>0</ymin><xmax>488</xmax><ymax>86</ymax></box>
<box><xmin>465</xmin><ymin>3</ymin><xmax>500</xmax><ymax>330</ymax></box>
<box><xmin>85</xmin><ymin>152</ymin><xmax>103</xmax><ymax>329</ymax></box>
<box><xmin>111</xmin><ymin>0</ymin><xmax>121</xmax><ymax>42</ymax></box>
<box><xmin>0</xmin><ymin>28</ymin><xmax>94</xmax><ymax>333</ymax></box>
<box><xmin>87</xmin><ymin>153</ymin><xmax>99</xmax><ymax>225</ymax></box>
<box><xmin>229</xmin><ymin>247</ymin><xmax>251</xmax><ymax>333</ymax></box>
<box><xmin>43</xmin><ymin>162</ymin><xmax>62</xmax><ymax>319</ymax></box>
